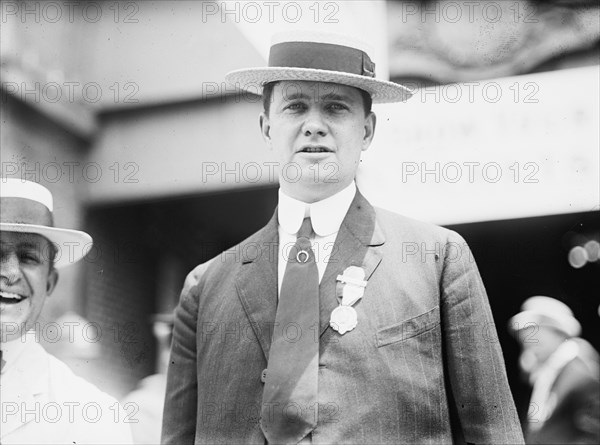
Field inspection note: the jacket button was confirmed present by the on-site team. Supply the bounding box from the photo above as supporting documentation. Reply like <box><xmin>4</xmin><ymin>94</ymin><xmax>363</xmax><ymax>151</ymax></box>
<box><xmin>260</xmin><ymin>369</ymin><xmax>267</xmax><ymax>383</ymax></box>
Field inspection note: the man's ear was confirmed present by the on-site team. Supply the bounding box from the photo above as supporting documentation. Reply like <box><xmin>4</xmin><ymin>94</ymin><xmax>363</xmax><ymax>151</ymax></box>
<box><xmin>46</xmin><ymin>268</ymin><xmax>58</xmax><ymax>296</ymax></box>
<box><xmin>259</xmin><ymin>112</ymin><xmax>272</xmax><ymax>147</ymax></box>
<box><xmin>362</xmin><ymin>111</ymin><xmax>376</xmax><ymax>151</ymax></box>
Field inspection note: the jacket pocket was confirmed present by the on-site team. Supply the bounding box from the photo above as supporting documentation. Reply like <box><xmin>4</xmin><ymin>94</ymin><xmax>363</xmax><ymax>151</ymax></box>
<box><xmin>375</xmin><ymin>306</ymin><xmax>440</xmax><ymax>347</ymax></box>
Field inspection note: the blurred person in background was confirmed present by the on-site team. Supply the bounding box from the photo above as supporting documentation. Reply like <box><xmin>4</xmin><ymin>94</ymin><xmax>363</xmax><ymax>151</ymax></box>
<box><xmin>509</xmin><ymin>296</ymin><xmax>600</xmax><ymax>444</ymax></box>
<box><xmin>0</xmin><ymin>178</ymin><xmax>132</xmax><ymax>444</ymax></box>
<box><xmin>162</xmin><ymin>31</ymin><xmax>523</xmax><ymax>444</ymax></box>
<box><xmin>123</xmin><ymin>313</ymin><xmax>173</xmax><ymax>444</ymax></box>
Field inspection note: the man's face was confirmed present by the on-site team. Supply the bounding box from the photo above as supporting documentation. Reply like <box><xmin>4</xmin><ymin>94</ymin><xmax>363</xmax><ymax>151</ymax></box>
<box><xmin>0</xmin><ymin>231</ymin><xmax>58</xmax><ymax>342</ymax></box>
<box><xmin>517</xmin><ymin>325</ymin><xmax>566</xmax><ymax>383</ymax></box>
<box><xmin>260</xmin><ymin>81</ymin><xmax>376</xmax><ymax>203</ymax></box>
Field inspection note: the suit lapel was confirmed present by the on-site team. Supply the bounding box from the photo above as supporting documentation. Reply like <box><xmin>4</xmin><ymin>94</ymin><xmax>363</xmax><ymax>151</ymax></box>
<box><xmin>234</xmin><ymin>192</ymin><xmax>385</xmax><ymax>350</ymax></box>
<box><xmin>318</xmin><ymin>191</ymin><xmax>385</xmax><ymax>336</ymax></box>
<box><xmin>235</xmin><ymin>211</ymin><xmax>279</xmax><ymax>360</ymax></box>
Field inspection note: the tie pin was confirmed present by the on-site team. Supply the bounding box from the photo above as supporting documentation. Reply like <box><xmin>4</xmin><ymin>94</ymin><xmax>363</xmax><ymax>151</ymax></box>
<box><xmin>296</xmin><ymin>250</ymin><xmax>310</xmax><ymax>263</ymax></box>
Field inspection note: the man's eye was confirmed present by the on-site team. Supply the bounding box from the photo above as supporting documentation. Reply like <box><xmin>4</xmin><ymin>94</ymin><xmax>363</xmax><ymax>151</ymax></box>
<box><xmin>21</xmin><ymin>252</ymin><xmax>41</xmax><ymax>264</ymax></box>
<box><xmin>327</xmin><ymin>103</ymin><xmax>348</xmax><ymax>111</ymax></box>
<box><xmin>285</xmin><ymin>102</ymin><xmax>306</xmax><ymax>111</ymax></box>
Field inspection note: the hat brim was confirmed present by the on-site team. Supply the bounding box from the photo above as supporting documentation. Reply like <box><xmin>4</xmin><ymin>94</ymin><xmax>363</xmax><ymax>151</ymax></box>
<box><xmin>508</xmin><ymin>310</ymin><xmax>581</xmax><ymax>338</ymax></box>
<box><xmin>1</xmin><ymin>223</ymin><xmax>93</xmax><ymax>268</ymax></box>
<box><xmin>225</xmin><ymin>67</ymin><xmax>413</xmax><ymax>103</ymax></box>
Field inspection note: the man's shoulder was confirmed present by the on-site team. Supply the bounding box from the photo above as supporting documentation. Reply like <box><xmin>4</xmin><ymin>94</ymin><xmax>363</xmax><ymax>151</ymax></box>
<box><xmin>559</xmin><ymin>339</ymin><xmax>600</xmax><ymax>385</ymax></box>
<box><xmin>551</xmin><ymin>345</ymin><xmax>600</xmax><ymax>416</ymax></box>
<box><xmin>42</xmin><ymin>348</ymin><xmax>134</xmax><ymax>443</ymax></box>
<box><xmin>182</xmin><ymin>222</ymin><xmax>274</xmax><ymax>294</ymax></box>
<box><xmin>44</xmin><ymin>351</ymin><xmax>120</xmax><ymax>405</ymax></box>
<box><xmin>181</xmin><ymin>258</ymin><xmax>217</xmax><ymax>296</ymax></box>
<box><xmin>372</xmin><ymin>205</ymin><xmax>464</xmax><ymax>245</ymax></box>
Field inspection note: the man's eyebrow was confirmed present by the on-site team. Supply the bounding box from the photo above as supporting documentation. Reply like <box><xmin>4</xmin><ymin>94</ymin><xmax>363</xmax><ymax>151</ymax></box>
<box><xmin>0</xmin><ymin>240</ymin><xmax>42</xmax><ymax>249</ymax></box>
<box><xmin>18</xmin><ymin>242</ymin><xmax>42</xmax><ymax>249</ymax></box>
<box><xmin>321</xmin><ymin>92</ymin><xmax>353</xmax><ymax>102</ymax></box>
<box><xmin>282</xmin><ymin>92</ymin><xmax>311</xmax><ymax>101</ymax></box>
<box><xmin>282</xmin><ymin>92</ymin><xmax>355</xmax><ymax>102</ymax></box>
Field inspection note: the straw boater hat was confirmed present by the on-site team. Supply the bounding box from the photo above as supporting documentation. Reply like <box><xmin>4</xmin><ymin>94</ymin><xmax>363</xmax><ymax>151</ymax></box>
<box><xmin>508</xmin><ymin>296</ymin><xmax>582</xmax><ymax>339</ymax></box>
<box><xmin>225</xmin><ymin>30</ymin><xmax>413</xmax><ymax>103</ymax></box>
<box><xmin>0</xmin><ymin>178</ymin><xmax>92</xmax><ymax>268</ymax></box>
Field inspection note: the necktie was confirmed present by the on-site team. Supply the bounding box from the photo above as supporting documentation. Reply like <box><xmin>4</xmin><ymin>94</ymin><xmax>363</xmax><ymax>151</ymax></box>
<box><xmin>261</xmin><ymin>218</ymin><xmax>320</xmax><ymax>444</ymax></box>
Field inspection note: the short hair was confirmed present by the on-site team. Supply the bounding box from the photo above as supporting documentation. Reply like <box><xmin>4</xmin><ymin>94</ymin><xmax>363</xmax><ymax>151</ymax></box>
<box><xmin>262</xmin><ymin>82</ymin><xmax>373</xmax><ymax>116</ymax></box>
<box><xmin>47</xmin><ymin>242</ymin><xmax>57</xmax><ymax>271</ymax></box>
<box><xmin>37</xmin><ymin>235</ymin><xmax>57</xmax><ymax>271</ymax></box>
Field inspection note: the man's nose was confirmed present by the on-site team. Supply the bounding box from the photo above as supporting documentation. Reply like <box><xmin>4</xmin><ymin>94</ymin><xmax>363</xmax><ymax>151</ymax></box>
<box><xmin>302</xmin><ymin>109</ymin><xmax>327</xmax><ymax>137</ymax></box>
<box><xmin>1</xmin><ymin>252</ymin><xmax>22</xmax><ymax>285</ymax></box>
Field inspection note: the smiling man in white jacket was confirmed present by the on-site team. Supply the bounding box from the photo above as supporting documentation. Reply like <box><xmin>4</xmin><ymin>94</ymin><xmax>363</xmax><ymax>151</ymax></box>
<box><xmin>0</xmin><ymin>178</ymin><xmax>133</xmax><ymax>444</ymax></box>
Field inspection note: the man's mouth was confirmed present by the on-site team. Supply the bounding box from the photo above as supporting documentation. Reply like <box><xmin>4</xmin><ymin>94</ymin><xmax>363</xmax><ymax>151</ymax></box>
<box><xmin>0</xmin><ymin>291</ymin><xmax>26</xmax><ymax>304</ymax></box>
<box><xmin>298</xmin><ymin>146</ymin><xmax>333</xmax><ymax>154</ymax></box>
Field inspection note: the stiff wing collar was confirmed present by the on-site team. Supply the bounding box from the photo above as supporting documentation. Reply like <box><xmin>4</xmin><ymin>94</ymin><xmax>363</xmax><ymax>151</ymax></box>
<box><xmin>278</xmin><ymin>182</ymin><xmax>357</xmax><ymax>237</ymax></box>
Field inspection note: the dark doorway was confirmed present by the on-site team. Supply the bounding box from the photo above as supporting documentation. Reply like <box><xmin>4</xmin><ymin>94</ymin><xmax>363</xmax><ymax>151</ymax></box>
<box><xmin>83</xmin><ymin>186</ymin><xmax>278</xmax><ymax>395</ymax></box>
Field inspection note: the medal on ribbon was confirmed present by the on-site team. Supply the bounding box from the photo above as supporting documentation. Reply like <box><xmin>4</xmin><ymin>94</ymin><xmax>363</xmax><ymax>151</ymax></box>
<box><xmin>330</xmin><ymin>266</ymin><xmax>367</xmax><ymax>334</ymax></box>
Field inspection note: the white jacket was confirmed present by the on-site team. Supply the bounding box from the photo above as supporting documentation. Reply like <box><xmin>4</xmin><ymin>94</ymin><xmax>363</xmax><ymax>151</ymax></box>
<box><xmin>0</xmin><ymin>338</ymin><xmax>133</xmax><ymax>444</ymax></box>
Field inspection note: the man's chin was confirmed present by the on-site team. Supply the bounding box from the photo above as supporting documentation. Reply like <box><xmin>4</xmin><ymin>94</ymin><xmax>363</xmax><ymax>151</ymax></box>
<box><xmin>280</xmin><ymin>164</ymin><xmax>342</xmax><ymax>185</ymax></box>
<box><xmin>1</xmin><ymin>326</ymin><xmax>26</xmax><ymax>343</ymax></box>
<box><xmin>0</xmin><ymin>302</ymin><xmax>31</xmax><ymax>342</ymax></box>
<box><xmin>281</xmin><ymin>181</ymin><xmax>347</xmax><ymax>204</ymax></box>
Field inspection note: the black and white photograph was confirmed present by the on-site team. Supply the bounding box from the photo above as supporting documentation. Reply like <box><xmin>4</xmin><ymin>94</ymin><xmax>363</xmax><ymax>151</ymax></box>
<box><xmin>1</xmin><ymin>1</ymin><xmax>599</xmax><ymax>444</ymax></box>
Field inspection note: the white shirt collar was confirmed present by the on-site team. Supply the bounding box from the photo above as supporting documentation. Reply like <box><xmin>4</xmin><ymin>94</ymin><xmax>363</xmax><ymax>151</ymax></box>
<box><xmin>0</xmin><ymin>332</ymin><xmax>34</xmax><ymax>374</ymax></box>
<box><xmin>278</xmin><ymin>182</ymin><xmax>357</xmax><ymax>236</ymax></box>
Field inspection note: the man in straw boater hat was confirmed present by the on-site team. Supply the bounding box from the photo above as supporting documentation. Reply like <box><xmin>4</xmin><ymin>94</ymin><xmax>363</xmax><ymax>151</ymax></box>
<box><xmin>0</xmin><ymin>178</ymin><xmax>132</xmax><ymax>444</ymax></box>
<box><xmin>508</xmin><ymin>296</ymin><xmax>599</xmax><ymax>444</ymax></box>
<box><xmin>162</xmin><ymin>31</ymin><xmax>524</xmax><ymax>444</ymax></box>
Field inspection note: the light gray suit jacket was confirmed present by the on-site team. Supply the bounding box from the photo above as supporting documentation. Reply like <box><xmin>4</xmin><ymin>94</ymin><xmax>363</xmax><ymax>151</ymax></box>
<box><xmin>162</xmin><ymin>191</ymin><xmax>524</xmax><ymax>444</ymax></box>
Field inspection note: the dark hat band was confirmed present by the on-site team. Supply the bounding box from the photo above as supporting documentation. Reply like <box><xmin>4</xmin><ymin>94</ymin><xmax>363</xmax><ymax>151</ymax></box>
<box><xmin>0</xmin><ymin>197</ymin><xmax>54</xmax><ymax>227</ymax></box>
<box><xmin>268</xmin><ymin>41</ymin><xmax>376</xmax><ymax>78</ymax></box>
